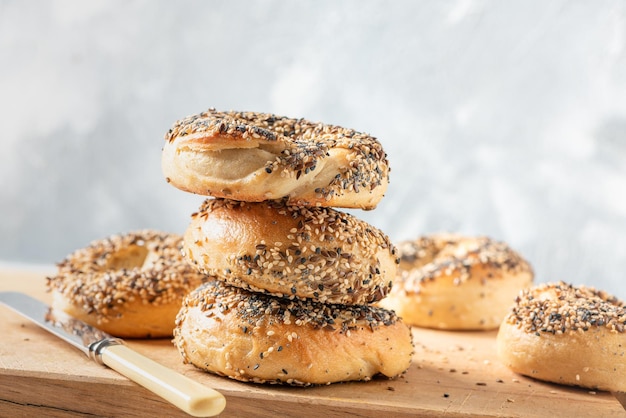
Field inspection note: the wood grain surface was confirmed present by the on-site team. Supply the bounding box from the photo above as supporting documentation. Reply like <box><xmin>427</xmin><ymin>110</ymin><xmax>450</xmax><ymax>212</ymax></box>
<box><xmin>0</xmin><ymin>266</ymin><xmax>623</xmax><ymax>417</ymax></box>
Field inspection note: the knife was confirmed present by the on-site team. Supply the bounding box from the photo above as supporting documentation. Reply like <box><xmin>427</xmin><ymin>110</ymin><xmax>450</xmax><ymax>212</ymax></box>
<box><xmin>0</xmin><ymin>291</ymin><xmax>226</xmax><ymax>417</ymax></box>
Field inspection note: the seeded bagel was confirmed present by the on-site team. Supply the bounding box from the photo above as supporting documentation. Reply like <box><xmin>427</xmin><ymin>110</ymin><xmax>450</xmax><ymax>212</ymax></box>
<box><xmin>183</xmin><ymin>198</ymin><xmax>398</xmax><ymax>305</ymax></box>
<box><xmin>378</xmin><ymin>234</ymin><xmax>534</xmax><ymax>330</ymax></box>
<box><xmin>173</xmin><ymin>279</ymin><xmax>413</xmax><ymax>386</ymax></box>
<box><xmin>162</xmin><ymin>109</ymin><xmax>389</xmax><ymax>210</ymax></box>
<box><xmin>46</xmin><ymin>230</ymin><xmax>208</xmax><ymax>338</ymax></box>
<box><xmin>497</xmin><ymin>281</ymin><xmax>626</xmax><ymax>392</ymax></box>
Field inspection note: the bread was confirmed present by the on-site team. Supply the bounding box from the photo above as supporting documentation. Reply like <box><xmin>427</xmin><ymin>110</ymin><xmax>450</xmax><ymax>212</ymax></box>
<box><xmin>162</xmin><ymin>109</ymin><xmax>389</xmax><ymax>210</ymax></box>
<box><xmin>183</xmin><ymin>198</ymin><xmax>398</xmax><ymax>305</ymax></box>
<box><xmin>46</xmin><ymin>230</ymin><xmax>207</xmax><ymax>338</ymax></box>
<box><xmin>173</xmin><ymin>279</ymin><xmax>414</xmax><ymax>386</ymax></box>
<box><xmin>497</xmin><ymin>281</ymin><xmax>626</xmax><ymax>392</ymax></box>
<box><xmin>378</xmin><ymin>234</ymin><xmax>533</xmax><ymax>330</ymax></box>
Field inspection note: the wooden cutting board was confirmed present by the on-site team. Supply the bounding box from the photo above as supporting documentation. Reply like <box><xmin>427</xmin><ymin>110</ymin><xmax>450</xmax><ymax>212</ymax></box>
<box><xmin>0</xmin><ymin>266</ymin><xmax>623</xmax><ymax>417</ymax></box>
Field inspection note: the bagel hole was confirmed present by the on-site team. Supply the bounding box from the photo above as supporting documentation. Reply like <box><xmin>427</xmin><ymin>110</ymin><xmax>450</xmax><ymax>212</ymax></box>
<box><xmin>106</xmin><ymin>245</ymin><xmax>152</xmax><ymax>270</ymax></box>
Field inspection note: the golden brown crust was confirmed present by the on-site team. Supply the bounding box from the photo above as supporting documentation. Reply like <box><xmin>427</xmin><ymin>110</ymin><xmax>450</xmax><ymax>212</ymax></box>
<box><xmin>497</xmin><ymin>281</ymin><xmax>626</xmax><ymax>392</ymax></box>
<box><xmin>183</xmin><ymin>198</ymin><xmax>398</xmax><ymax>305</ymax></box>
<box><xmin>162</xmin><ymin>109</ymin><xmax>389</xmax><ymax>210</ymax></box>
<box><xmin>173</xmin><ymin>279</ymin><xmax>413</xmax><ymax>386</ymax></box>
<box><xmin>378</xmin><ymin>234</ymin><xmax>534</xmax><ymax>330</ymax></box>
<box><xmin>46</xmin><ymin>230</ymin><xmax>208</xmax><ymax>338</ymax></box>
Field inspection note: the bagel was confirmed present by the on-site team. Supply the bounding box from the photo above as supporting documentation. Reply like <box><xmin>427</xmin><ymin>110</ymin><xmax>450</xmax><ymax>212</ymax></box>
<box><xmin>497</xmin><ymin>281</ymin><xmax>626</xmax><ymax>392</ymax></box>
<box><xmin>46</xmin><ymin>230</ymin><xmax>208</xmax><ymax>338</ymax></box>
<box><xmin>183</xmin><ymin>198</ymin><xmax>398</xmax><ymax>305</ymax></box>
<box><xmin>378</xmin><ymin>234</ymin><xmax>534</xmax><ymax>330</ymax></box>
<box><xmin>173</xmin><ymin>279</ymin><xmax>413</xmax><ymax>386</ymax></box>
<box><xmin>162</xmin><ymin>108</ymin><xmax>389</xmax><ymax>210</ymax></box>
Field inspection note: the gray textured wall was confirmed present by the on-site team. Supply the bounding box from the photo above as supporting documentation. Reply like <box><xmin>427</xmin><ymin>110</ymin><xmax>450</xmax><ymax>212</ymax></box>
<box><xmin>2</xmin><ymin>1</ymin><xmax>626</xmax><ymax>298</ymax></box>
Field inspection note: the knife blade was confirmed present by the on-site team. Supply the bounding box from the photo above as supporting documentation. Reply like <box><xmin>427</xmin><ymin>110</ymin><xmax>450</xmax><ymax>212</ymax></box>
<box><xmin>0</xmin><ymin>291</ymin><xmax>226</xmax><ymax>417</ymax></box>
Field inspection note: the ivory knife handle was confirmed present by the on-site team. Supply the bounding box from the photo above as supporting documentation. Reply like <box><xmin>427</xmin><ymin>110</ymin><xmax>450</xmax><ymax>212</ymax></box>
<box><xmin>99</xmin><ymin>343</ymin><xmax>226</xmax><ymax>417</ymax></box>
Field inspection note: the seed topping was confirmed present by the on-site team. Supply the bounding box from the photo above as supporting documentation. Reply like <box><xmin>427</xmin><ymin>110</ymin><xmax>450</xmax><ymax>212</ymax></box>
<box><xmin>46</xmin><ymin>230</ymin><xmax>207</xmax><ymax>322</ymax></box>
<box><xmin>504</xmin><ymin>281</ymin><xmax>626</xmax><ymax>335</ymax></box>
<box><xmin>165</xmin><ymin>109</ymin><xmax>389</xmax><ymax>200</ymax></box>
<box><xmin>185</xmin><ymin>198</ymin><xmax>398</xmax><ymax>305</ymax></box>
<box><xmin>395</xmin><ymin>235</ymin><xmax>532</xmax><ymax>293</ymax></box>
<box><xmin>178</xmin><ymin>279</ymin><xmax>401</xmax><ymax>333</ymax></box>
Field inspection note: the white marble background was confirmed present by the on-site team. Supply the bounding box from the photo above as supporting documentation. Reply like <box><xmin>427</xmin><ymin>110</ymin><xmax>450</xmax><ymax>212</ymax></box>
<box><xmin>1</xmin><ymin>1</ymin><xmax>625</xmax><ymax>298</ymax></box>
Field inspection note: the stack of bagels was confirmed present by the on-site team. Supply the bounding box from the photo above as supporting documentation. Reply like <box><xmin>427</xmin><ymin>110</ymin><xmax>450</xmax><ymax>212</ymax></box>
<box><xmin>44</xmin><ymin>107</ymin><xmax>626</xmax><ymax>394</ymax></box>
<box><xmin>162</xmin><ymin>109</ymin><xmax>413</xmax><ymax>386</ymax></box>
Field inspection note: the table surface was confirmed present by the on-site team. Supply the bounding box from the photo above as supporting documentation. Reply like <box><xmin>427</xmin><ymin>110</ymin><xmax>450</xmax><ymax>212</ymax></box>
<box><xmin>0</xmin><ymin>265</ymin><xmax>624</xmax><ymax>417</ymax></box>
